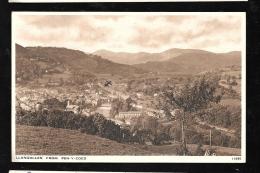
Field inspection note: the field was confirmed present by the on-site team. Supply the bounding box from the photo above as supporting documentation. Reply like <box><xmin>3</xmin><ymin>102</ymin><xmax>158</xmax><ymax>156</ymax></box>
<box><xmin>16</xmin><ymin>125</ymin><xmax>152</xmax><ymax>155</ymax></box>
<box><xmin>16</xmin><ymin>125</ymin><xmax>240</xmax><ymax>156</ymax></box>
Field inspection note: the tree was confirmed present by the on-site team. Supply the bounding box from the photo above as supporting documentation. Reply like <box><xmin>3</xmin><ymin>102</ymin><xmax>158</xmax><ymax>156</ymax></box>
<box><xmin>160</xmin><ymin>74</ymin><xmax>222</xmax><ymax>155</ymax></box>
<box><xmin>123</xmin><ymin>97</ymin><xmax>137</xmax><ymax>111</ymax></box>
<box><xmin>131</xmin><ymin>116</ymin><xmax>158</xmax><ymax>134</ymax></box>
<box><xmin>109</xmin><ymin>98</ymin><xmax>124</xmax><ymax>118</ymax></box>
<box><xmin>162</xmin><ymin>74</ymin><xmax>222</xmax><ymax>112</ymax></box>
<box><xmin>109</xmin><ymin>97</ymin><xmax>136</xmax><ymax>118</ymax></box>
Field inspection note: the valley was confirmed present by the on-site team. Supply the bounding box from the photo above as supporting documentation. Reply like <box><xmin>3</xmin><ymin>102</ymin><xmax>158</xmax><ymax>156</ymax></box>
<box><xmin>15</xmin><ymin>44</ymin><xmax>242</xmax><ymax>156</ymax></box>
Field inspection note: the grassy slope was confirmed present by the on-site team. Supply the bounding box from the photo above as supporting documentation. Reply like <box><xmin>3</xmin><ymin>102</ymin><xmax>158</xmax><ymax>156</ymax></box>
<box><xmin>16</xmin><ymin>125</ymin><xmax>153</xmax><ymax>155</ymax></box>
<box><xmin>16</xmin><ymin>125</ymin><xmax>240</xmax><ymax>156</ymax></box>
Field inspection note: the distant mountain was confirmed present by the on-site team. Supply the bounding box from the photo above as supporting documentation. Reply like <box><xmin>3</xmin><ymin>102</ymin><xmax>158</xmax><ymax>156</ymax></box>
<box><xmin>15</xmin><ymin>44</ymin><xmax>146</xmax><ymax>82</ymax></box>
<box><xmin>94</xmin><ymin>48</ymin><xmax>211</xmax><ymax>65</ymax></box>
<box><xmin>16</xmin><ymin>44</ymin><xmax>241</xmax><ymax>83</ymax></box>
<box><xmin>134</xmin><ymin>51</ymin><xmax>241</xmax><ymax>74</ymax></box>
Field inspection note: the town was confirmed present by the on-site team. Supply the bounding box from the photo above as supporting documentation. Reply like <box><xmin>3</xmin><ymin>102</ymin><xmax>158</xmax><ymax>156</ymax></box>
<box><xmin>15</xmin><ymin>62</ymin><xmax>242</xmax><ymax>156</ymax></box>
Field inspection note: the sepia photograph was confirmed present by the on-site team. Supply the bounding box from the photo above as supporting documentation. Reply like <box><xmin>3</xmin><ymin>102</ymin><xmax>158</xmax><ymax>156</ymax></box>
<box><xmin>12</xmin><ymin>12</ymin><xmax>246</xmax><ymax>163</ymax></box>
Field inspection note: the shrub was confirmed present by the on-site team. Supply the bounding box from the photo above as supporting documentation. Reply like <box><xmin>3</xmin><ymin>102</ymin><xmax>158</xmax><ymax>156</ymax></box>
<box><xmin>16</xmin><ymin>111</ymin><xmax>47</xmax><ymax>126</ymax></box>
<box><xmin>64</xmin><ymin>113</ymin><xmax>82</xmax><ymax>130</ymax></box>
<box><xmin>131</xmin><ymin>116</ymin><xmax>159</xmax><ymax>135</ymax></box>
<box><xmin>211</xmin><ymin>129</ymin><xmax>231</xmax><ymax>147</ymax></box>
<box><xmin>45</xmin><ymin>110</ymin><xmax>68</xmax><ymax>128</ymax></box>
<box><xmin>229</xmin><ymin>136</ymin><xmax>241</xmax><ymax>148</ymax></box>
<box><xmin>79</xmin><ymin>116</ymin><xmax>97</xmax><ymax>134</ymax></box>
<box><xmin>176</xmin><ymin>144</ymin><xmax>192</xmax><ymax>156</ymax></box>
<box><xmin>194</xmin><ymin>143</ymin><xmax>205</xmax><ymax>156</ymax></box>
<box><xmin>153</xmin><ymin>132</ymin><xmax>171</xmax><ymax>145</ymax></box>
<box><xmin>168</xmin><ymin>126</ymin><xmax>182</xmax><ymax>142</ymax></box>
<box><xmin>196</xmin><ymin>104</ymin><xmax>232</xmax><ymax>128</ymax></box>
<box><xmin>188</xmin><ymin>133</ymin><xmax>204</xmax><ymax>145</ymax></box>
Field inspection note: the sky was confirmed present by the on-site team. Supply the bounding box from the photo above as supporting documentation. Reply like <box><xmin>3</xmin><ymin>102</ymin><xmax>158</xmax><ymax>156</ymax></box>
<box><xmin>13</xmin><ymin>13</ymin><xmax>244</xmax><ymax>53</ymax></box>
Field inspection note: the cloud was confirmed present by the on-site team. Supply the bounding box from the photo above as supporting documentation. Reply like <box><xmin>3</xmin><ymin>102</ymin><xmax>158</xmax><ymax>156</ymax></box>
<box><xmin>13</xmin><ymin>13</ymin><xmax>243</xmax><ymax>53</ymax></box>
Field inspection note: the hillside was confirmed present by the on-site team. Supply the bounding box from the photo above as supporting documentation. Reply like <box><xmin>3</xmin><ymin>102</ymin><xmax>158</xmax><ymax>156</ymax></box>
<box><xmin>16</xmin><ymin>125</ymin><xmax>155</xmax><ymax>155</ymax></box>
<box><xmin>16</xmin><ymin>125</ymin><xmax>240</xmax><ymax>156</ymax></box>
<box><xmin>15</xmin><ymin>44</ymin><xmax>146</xmax><ymax>82</ymax></box>
<box><xmin>94</xmin><ymin>48</ymin><xmax>210</xmax><ymax>65</ymax></box>
<box><xmin>134</xmin><ymin>51</ymin><xmax>241</xmax><ymax>74</ymax></box>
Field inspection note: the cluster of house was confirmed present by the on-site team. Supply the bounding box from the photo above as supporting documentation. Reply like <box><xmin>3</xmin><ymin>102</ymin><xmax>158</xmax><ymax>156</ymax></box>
<box><xmin>16</xmin><ymin>86</ymin><xmax>107</xmax><ymax>113</ymax></box>
<box><xmin>16</xmin><ymin>84</ymin><xmax>183</xmax><ymax>128</ymax></box>
<box><xmin>16</xmin><ymin>87</ymin><xmax>57</xmax><ymax>111</ymax></box>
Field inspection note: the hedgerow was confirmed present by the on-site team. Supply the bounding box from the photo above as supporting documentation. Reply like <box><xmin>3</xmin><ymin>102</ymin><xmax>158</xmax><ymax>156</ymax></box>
<box><xmin>16</xmin><ymin>109</ymin><xmax>136</xmax><ymax>143</ymax></box>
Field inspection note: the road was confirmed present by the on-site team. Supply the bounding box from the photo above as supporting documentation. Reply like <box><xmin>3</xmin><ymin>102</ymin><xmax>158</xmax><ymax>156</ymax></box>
<box><xmin>194</xmin><ymin>117</ymin><xmax>236</xmax><ymax>137</ymax></box>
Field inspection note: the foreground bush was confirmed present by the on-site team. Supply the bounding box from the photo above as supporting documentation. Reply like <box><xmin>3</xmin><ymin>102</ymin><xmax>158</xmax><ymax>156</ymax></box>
<box><xmin>16</xmin><ymin>110</ymin><xmax>134</xmax><ymax>144</ymax></box>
